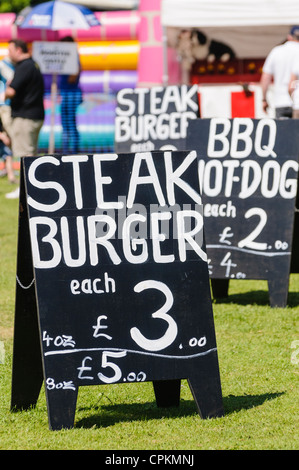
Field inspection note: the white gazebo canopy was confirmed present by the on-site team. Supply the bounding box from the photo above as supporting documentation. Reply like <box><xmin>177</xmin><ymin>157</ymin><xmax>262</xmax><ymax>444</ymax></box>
<box><xmin>161</xmin><ymin>0</ymin><xmax>299</xmax><ymax>58</ymax></box>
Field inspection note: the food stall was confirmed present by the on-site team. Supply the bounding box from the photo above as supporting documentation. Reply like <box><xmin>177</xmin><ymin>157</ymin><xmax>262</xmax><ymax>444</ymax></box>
<box><xmin>161</xmin><ymin>0</ymin><xmax>299</xmax><ymax>117</ymax></box>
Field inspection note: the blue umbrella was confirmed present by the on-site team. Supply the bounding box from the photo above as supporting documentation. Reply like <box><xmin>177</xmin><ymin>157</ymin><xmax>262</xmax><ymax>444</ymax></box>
<box><xmin>18</xmin><ymin>0</ymin><xmax>100</xmax><ymax>30</ymax></box>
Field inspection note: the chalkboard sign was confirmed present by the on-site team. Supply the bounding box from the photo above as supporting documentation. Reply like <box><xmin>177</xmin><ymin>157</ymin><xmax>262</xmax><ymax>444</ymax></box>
<box><xmin>114</xmin><ymin>85</ymin><xmax>199</xmax><ymax>153</ymax></box>
<box><xmin>11</xmin><ymin>151</ymin><xmax>223</xmax><ymax>430</ymax></box>
<box><xmin>187</xmin><ymin>118</ymin><xmax>299</xmax><ymax>307</ymax></box>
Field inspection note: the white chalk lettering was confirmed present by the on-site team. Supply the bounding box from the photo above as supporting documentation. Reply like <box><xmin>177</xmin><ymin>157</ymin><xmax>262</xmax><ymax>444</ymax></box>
<box><xmin>29</xmin><ymin>216</ymin><xmax>62</xmax><ymax>268</ymax></box>
<box><xmin>165</xmin><ymin>150</ymin><xmax>202</xmax><ymax>206</ymax></box>
<box><xmin>88</xmin><ymin>215</ymin><xmax>121</xmax><ymax>266</ymax></box>
<box><xmin>61</xmin><ymin>216</ymin><xmax>86</xmax><ymax>267</ymax></box>
<box><xmin>27</xmin><ymin>151</ymin><xmax>206</xmax><ymax>269</ymax></box>
<box><xmin>127</xmin><ymin>152</ymin><xmax>166</xmax><ymax>208</ymax></box>
<box><xmin>115</xmin><ymin>85</ymin><xmax>198</xmax><ymax>144</ymax></box>
<box><xmin>92</xmin><ymin>315</ymin><xmax>112</xmax><ymax>340</ymax></box>
<box><xmin>29</xmin><ymin>209</ymin><xmax>206</xmax><ymax>269</ymax></box>
<box><xmin>122</xmin><ymin>213</ymin><xmax>148</xmax><ymax>264</ymax></box>
<box><xmin>93</xmin><ymin>154</ymin><xmax>124</xmax><ymax>209</ymax></box>
<box><xmin>204</xmin><ymin>201</ymin><xmax>236</xmax><ymax>218</ymax></box>
<box><xmin>207</xmin><ymin>118</ymin><xmax>277</xmax><ymax>159</ymax></box>
<box><xmin>130</xmin><ymin>280</ymin><xmax>177</xmax><ymax>352</ymax></box>
<box><xmin>70</xmin><ymin>272</ymin><xmax>115</xmax><ymax>295</ymax></box>
<box><xmin>27</xmin><ymin>151</ymin><xmax>200</xmax><ymax>212</ymax></box>
<box><xmin>115</xmin><ymin>112</ymin><xmax>196</xmax><ymax>143</ymax></box>
<box><xmin>177</xmin><ymin>210</ymin><xmax>207</xmax><ymax>262</ymax></box>
<box><xmin>61</xmin><ymin>155</ymin><xmax>88</xmax><ymax>210</ymax></box>
<box><xmin>116</xmin><ymin>85</ymin><xmax>198</xmax><ymax>117</ymax></box>
<box><xmin>27</xmin><ymin>156</ymin><xmax>67</xmax><ymax>212</ymax></box>
<box><xmin>198</xmin><ymin>158</ymin><xmax>298</xmax><ymax>199</ymax></box>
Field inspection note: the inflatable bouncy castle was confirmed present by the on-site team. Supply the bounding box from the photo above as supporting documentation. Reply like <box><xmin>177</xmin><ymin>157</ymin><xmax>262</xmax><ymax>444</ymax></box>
<box><xmin>0</xmin><ymin>8</ymin><xmax>140</xmax><ymax>153</ymax></box>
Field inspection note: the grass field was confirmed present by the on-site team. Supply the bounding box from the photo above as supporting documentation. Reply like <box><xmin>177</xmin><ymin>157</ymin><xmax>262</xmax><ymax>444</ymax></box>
<box><xmin>0</xmin><ymin>175</ymin><xmax>298</xmax><ymax>450</ymax></box>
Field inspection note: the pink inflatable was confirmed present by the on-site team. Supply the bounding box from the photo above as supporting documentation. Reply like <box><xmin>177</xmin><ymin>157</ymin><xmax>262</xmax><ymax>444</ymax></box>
<box><xmin>137</xmin><ymin>0</ymin><xmax>164</xmax><ymax>86</ymax></box>
<box><xmin>0</xmin><ymin>10</ymin><xmax>140</xmax><ymax>42</ymax></box>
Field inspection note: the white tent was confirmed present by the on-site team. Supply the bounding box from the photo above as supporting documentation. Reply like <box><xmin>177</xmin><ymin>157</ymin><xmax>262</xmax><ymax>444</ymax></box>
<box><xmin>161</xmin><ymin>0</ymin><xmax>299</xmax><ymax>58</ymax></box>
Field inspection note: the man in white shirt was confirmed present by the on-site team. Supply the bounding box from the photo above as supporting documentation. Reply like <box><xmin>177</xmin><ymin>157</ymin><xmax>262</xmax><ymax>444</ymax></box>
<box><xmin>261</xmin><ymin>26</ymin><xmax>299</xmax><ymax>118</ymax></box>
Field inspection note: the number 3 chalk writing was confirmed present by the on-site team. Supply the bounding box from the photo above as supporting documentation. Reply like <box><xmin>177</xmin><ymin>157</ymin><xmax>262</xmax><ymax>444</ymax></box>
<box><xmin>130</xmin><ymin>280</ymin><xmax>178</xmax><ymax>352</ymax></box>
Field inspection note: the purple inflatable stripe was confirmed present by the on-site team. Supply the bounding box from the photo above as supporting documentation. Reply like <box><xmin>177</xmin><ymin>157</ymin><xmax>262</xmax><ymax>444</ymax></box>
<box><xmin>43</xmin><ymin>93</ymin><xmax>117</xmax><ymax>126</ymax></box>
<box><xmin>43</xmin><ymin>70</ymin><xmax>137</xmax><ymax>93</ymax></box>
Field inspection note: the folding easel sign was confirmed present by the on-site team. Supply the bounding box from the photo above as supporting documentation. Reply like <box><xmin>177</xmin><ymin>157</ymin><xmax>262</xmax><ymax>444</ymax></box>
<box><xmin>11</xmin><ymin>151</ymin><xmax>223</xmax><ymax>430</ymax></box>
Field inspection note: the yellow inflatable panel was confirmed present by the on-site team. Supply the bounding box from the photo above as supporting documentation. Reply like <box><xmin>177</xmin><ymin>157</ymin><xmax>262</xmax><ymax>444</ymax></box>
<box><xmin>78</xmin><ymin>41</ymin><xmax>139</xmax><ymax>71</ymax></box>
<box><xmin>0</xmin><ymin>43</ymin><xmax>8</xmax><ymax>60</ymax></box>
<box><xmin>0</xmin><ymin>41</ymin><xmax>139</xmax><ymax>71</ymax></box>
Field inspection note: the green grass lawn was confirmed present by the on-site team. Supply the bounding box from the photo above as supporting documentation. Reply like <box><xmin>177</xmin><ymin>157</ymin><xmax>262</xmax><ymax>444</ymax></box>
<box><xmin>0</xmin><ymin>175</ymin><xmax>298</xmax><ymax>450</ymax></box>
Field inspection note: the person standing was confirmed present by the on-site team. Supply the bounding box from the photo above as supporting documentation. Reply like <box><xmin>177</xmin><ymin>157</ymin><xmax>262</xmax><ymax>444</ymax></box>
<box><xmin>260</xmin><ymin>26</ymin><xmax>299</xmax><ymax>118</ymax></box>
<box><xmin>288</xmin><ymin>60</ymin><xmax>299</xmax><ymax>117</ymax></box>
<box><xmin>0</xmin><ymin>55</ymin><xmax>15</xmax><ymax>183</ymax></box>
<box><xmin>5</xmin><ymin>39</ymin><xmax>44</xmax><ymax>199</ymax></box>
<box><xmin>0</xmin><ymin>120</ymin><xmax>13</xmax><ymax>181</ymax></box>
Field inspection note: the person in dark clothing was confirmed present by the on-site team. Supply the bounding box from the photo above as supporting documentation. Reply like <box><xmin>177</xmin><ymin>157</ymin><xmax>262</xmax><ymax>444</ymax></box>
<box><xmin>5</xmin><ymin>39</ymin><xmax>44</xmax><ymax>199</ymax></box>
<box><xmin>59</xmin><ymin>36</ymin><xmax>82</xmax><ymax>154</ymax></box>
<box><xmin>5</xmin><ymin>39</ymin><xmax>44</xmax><ymax>157</ymax></box>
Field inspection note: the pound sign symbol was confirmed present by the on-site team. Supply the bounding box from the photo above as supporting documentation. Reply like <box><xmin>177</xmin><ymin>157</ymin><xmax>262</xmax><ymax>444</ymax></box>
<box><xmin>93</xmin><ymin>315</ymin><xmax>112</xmax><ymax>340</ymax></box>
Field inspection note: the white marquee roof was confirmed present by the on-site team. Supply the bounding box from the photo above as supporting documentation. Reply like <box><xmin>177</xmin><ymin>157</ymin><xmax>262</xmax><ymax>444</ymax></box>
<box><xmin>161</xmin><ymin>0</ymin><xmax>299</xmax><ymax>58</ymax></box>
<box><xmin>161</xmin><ymin>0</ymin><xmax>299</xmax><ymax>28</ymax></box>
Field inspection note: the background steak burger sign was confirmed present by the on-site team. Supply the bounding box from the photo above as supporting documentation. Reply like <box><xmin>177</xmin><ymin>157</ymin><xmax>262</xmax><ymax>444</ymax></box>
<box><xmin>114</xmin><ymin>85</ymin><xmax>199</xmax><ymax>152</ymax></box>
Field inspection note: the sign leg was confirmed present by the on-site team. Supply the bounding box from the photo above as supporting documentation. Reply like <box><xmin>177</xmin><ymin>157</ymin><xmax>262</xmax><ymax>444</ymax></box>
<box><xmin>11</xmin><ymin>294</ymin><xmax>43</xmax><ymax>410</ymax></box>
<box><xmin>187</xmin><ymin>353</ymin><xmax>224</xmax><ymax>419</ymax></box>
<box><xmin>46</xmin><ymin>387</ymin><xmax>79</xmax><ymax>430</ymax></box>
<box><xmin>153</xmin><ymin>379</ymin><xmax>181</xmax><ymax>407</ymax></box>
<box><xmin>290</xmin><ymin>212</ymin><xmax>299</xmax><ymax>273</ymax></box>
<box><xmin>268</xmin><ymin>277</ymin><xmax>290</xmax><ymax>308</ymax></box>
<box><xmin>211</xmin><ymin>279</ymin><xmax>229</xmax><ymax>299</ymax></box>
<box><xmin>11</xmin><ymin>163</ymin><xmax>43</xmax><ymax>411</ymax></box>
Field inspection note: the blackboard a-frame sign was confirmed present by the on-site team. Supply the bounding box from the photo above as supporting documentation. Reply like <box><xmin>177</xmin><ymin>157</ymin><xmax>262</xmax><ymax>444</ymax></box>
<box><xmin>187</xmin><ymin>118</ymin><xmax>299</xmax><ymax>307</ymax></box>
<box><xmin>11</xmin><ymin>151</ymin><xmax>223</xmax><ymax>430</ymax></box>
<box><xmin>114</xmin><ymin>85</ymin><xmax>199</xmax><ymax>153</ymax></box>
